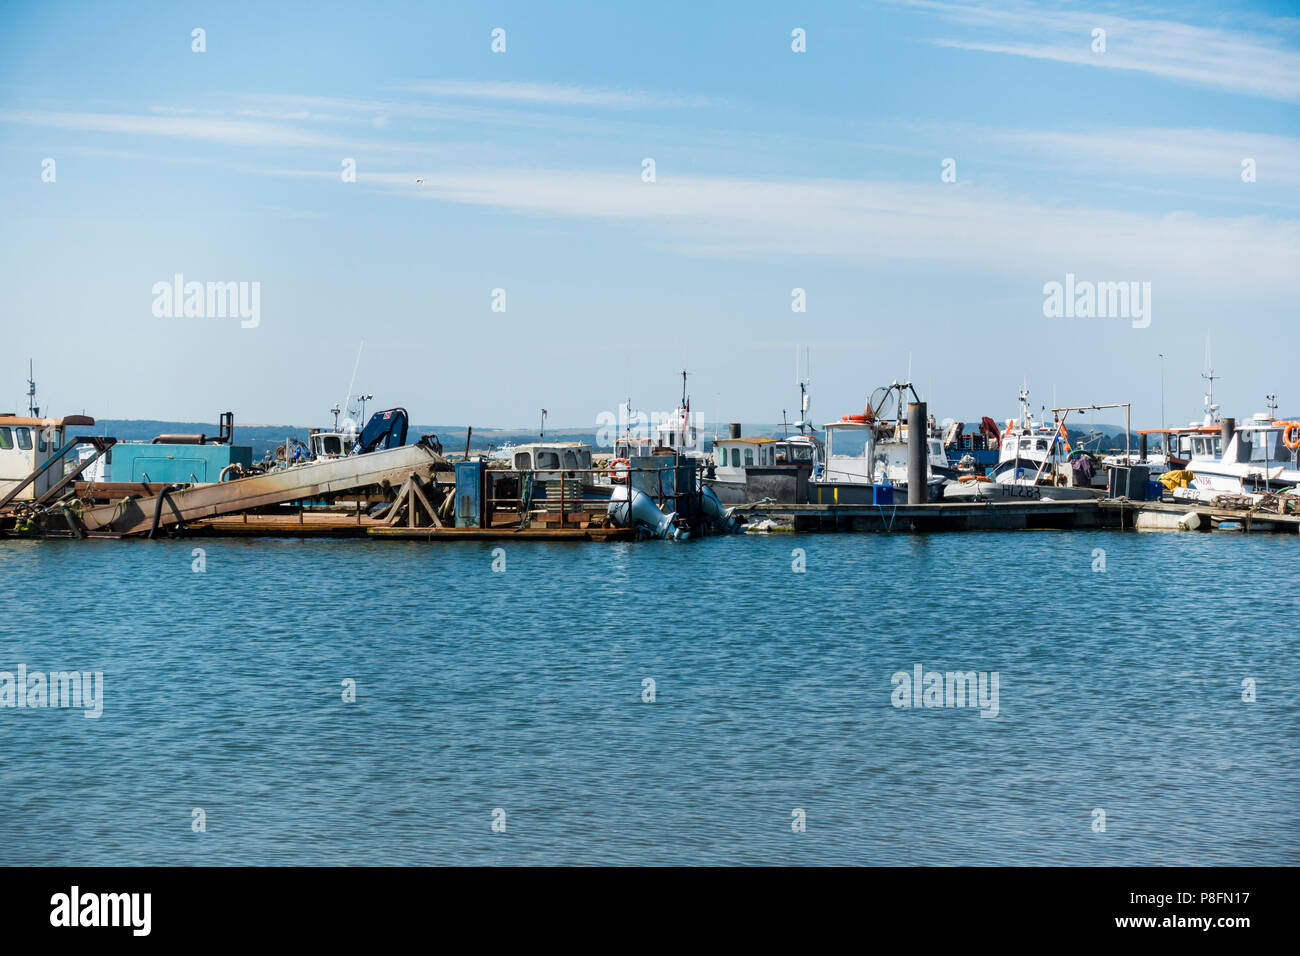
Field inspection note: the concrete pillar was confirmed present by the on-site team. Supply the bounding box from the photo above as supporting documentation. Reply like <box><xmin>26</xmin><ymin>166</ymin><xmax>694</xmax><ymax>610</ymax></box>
<box><xmin>907</xmin><ymin>402</ymin><xmax>927</xmax><ymax>504</ymax></box>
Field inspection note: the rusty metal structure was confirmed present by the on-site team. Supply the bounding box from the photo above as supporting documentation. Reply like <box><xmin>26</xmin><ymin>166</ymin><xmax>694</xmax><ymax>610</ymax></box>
<box><xmin>0</xmin><ymin>417</ymin><xmax>727</xmax><ymax>542</ymax></box>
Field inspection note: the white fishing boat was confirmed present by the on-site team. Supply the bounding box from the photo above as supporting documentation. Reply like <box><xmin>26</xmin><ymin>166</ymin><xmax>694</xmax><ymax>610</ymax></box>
<box><xmin>808</xmin><ymin>382</ymin><xmax>948</xmax><ymax>504</ymax></box>
<box><xmin>1173</xmin><ymin>414</ymin><xmax>1300</xmax><ymax>502</ymax></box>
<box><xmin>952</xmin><ymin>385</ymin><xmax>1101</xmax><ymax>501</ymax></box>
<box><xmin>306</xmin><ymin>404</ymin><xmax>359</xmax><ymax>461</ymax></box>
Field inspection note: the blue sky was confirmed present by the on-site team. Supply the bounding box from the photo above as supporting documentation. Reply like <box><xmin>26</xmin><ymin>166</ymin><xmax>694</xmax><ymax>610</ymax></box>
<box><xmin>2</xmin><ymin>0</ymin><xmax>1297</xmax><ymax>430</ymax></box>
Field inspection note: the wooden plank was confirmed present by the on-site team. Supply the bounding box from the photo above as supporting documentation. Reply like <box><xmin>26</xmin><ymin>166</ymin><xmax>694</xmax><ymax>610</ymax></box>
<box><xmin>409</xmin><ymin>474</ymin><xmax>442</xmax><ymax>528</ymax></box>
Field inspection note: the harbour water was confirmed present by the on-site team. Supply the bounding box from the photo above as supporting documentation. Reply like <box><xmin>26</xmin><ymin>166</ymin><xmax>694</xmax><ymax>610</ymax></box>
<box><xmin>2</xmin><ymin>531</ymin><xmax>1296</xmax><ymax>866</ymax></box>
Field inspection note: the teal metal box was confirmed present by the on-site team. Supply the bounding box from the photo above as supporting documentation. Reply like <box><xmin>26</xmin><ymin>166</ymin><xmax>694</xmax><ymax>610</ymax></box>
<box><xmin>108</xmin><ymin>443</ymin><xmax>253</xmax><ymax>483</ymax></box>
<box><xmin>455</xmin><ymin>460</ymin><xmax>485</xmax><ymax>527</ymax></box>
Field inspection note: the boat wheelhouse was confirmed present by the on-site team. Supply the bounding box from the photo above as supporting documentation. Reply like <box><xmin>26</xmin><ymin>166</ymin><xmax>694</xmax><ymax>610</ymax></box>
<box><xmin>1175</xmin><ymin>415</ymin><xmax>1300</xmax><ymax>500</ymax></box>
<box><xmin>807</xmin><ymin>382</ymin><xmax>949</xmax><ymax>502</ymax></box>
<box><xmin>704</xmin><ymin>432</ymin><xmax>821</xmax><ymax>506</ymax></box>
<box><xmin>712</xmin><ymin>436</ymin><xmax>778</xmax><ymax>472</ymax></box>
<box><xmin>1105</xmin><ymin>426</ymin><xmax>1222</xmax><ymax>475</ymax></box>
<box><xmin>510</xmin><ymin>442</ymin><xmax>593</xmax><ymax>481</ymax></box>
<box><xmin>0</xmin><ymin>414</ymin><xmax>95</xmax><ymax>501</ymax></box>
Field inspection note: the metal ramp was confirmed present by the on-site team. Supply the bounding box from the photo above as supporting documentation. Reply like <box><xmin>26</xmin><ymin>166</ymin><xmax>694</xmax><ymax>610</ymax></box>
<box><xmin>0</xmin><ymin>436</ymin><xmax>117</xmax><ymax>510</ymax></box>
<box><xmin>78</xmin><ymin>443</ymin><xmax>444</xmax><ymax>537</ymax></box>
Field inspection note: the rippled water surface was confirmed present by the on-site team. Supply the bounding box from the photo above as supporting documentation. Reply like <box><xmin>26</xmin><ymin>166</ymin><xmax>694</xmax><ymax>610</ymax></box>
<box><xmin>1</xmin><ymin>530</ymin><xmax>1296</xmax><ymax>865</ymax></box>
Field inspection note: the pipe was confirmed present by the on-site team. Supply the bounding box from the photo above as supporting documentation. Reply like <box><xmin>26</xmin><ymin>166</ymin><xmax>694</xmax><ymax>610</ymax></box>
<box><xmin>148</xmin><ymin>484</ymin><xmax>185</xmax><ymax>539</ymax></box>
<box><xmin>216</xmin><ymin>411</ymin><xmax>234</xmax><ymax>445</ymax></box>
<box><xmin>729</xmin><ymin>423</ymin><xmax>741</xmax><ymax>439</ymax></box>
<box><xmin>153</xmin><ymin>434</ymin><xmax>206</xmax><ymax>445</ymax></box>
<box><xmin>1139</xmin><ymin>432</ymin><xmax>1148</xmax><ymax>460</ymax></box>
<box><xmin>907</xmin><ymin>402</ymin><xmax>926</xmax><ymax>504</ymax></box>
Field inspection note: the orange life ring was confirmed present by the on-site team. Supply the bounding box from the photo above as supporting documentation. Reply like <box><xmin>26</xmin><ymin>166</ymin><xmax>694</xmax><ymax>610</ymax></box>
<box><xmin>608</xmin><ymin>458</ymin><xmax>631</xmax><ymax>482</ymax></box>
<box><xmin>1283</xmin><ymin>422</ymin><xmax>1300</xmax><ymax>451</ymax></box>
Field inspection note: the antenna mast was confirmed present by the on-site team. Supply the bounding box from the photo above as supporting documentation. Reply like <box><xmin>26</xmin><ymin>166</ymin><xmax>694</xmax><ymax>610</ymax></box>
<box><xmin>26</xmin><ymin>360</ymin><xmax>38</xmax><ymax>417</ymax></box>
<box><xmin>1202</xmin><ymin>338</ymin><xmax>1219</xmax><ymax>419</ymax></box>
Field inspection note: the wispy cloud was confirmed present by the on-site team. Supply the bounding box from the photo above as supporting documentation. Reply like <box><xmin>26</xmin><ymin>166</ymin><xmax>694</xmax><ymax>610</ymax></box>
<box><xmin>342</xmin><ymin>167</ymin><xmax>1300</xmax><ymax>288</ymax></box>
<box><xmin>0</xmin><ymin>109</ymin><xmax>350</xmax><ymax>149</ymax></box>
<box><xmin>392</xmin><ymin>80</ymin><xmax>722</xmax><ymax>109</ymax></box>
<box><xmin>902</xmin><ymin>0</ymin><xmax>1300</xmax><ymax>102</ymax></box>
<box><xmin>948</xmin><ymin>123</ymin><xmax>1300</xmax><ymax>186</ymax></box>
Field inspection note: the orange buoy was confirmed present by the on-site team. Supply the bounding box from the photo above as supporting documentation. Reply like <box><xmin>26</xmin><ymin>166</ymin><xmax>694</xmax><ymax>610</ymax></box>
<box><xmin>1282</xmin><ymin>422</ymin><xmax>1300</xmax><ymax>451</ymax></box>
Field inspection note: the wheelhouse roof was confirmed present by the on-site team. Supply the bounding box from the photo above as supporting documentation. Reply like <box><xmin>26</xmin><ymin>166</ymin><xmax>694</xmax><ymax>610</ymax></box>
<box><xmin>0</xmin><ymin>414</ymin><xmax>94</xmax><ymax>427</ymax></box>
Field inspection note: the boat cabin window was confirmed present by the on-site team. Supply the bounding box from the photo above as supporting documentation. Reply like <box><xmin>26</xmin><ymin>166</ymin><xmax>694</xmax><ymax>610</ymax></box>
<box><xmin>1237</xmin><ymin>430</ymin><xmax>1291</xmax><ymax>464</ymax></box>
<box><xmin>15</xmin><ymin>427</ymin><xmax>32</xmax><ymax>451</ymax></box>
<box><xmin>37</xmin><ymin>428</ymin><xmax>49</xmax><ymax>452</ymax></box>
<box><xmin>745</xmin><ymin>449</ymin><xmax>754</xmax><ymax>466</ymax></box>
<box><xmin>562</xmin><ymin>450</ymin><xmax>579</xmax><ymax>470</ymax></box>
<box><xmin>322</xmin><ymin>436</ymin><xmax>343</xmax><ymax>456</ymax></box>
<box><xmin>0</xmin><ymin>427</ymin><xmax>10</xmax><ymax>450</ymax></box>
<box><xmin>514</xmin><ymin>452</ymin><xmax>531</xmax><ymax>470</ymax></box>
<box><xmin>830</xmin><ymin>428</ymin><xmax>870</xmax><ymax>457</ymax></box>
<box><xmin>730</xmin><ymin>448</ymin><xmax>740</xmax><ymax>468</ymax></box>
<box><xmin>1036</xmin><ymin>439</ymin><xmax>1048</xmax><ymax>452</ymax></box>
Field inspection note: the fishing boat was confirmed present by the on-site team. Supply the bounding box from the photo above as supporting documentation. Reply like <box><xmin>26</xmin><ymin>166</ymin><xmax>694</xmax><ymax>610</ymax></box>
<box><xmin>808</xmin><ymin>382</ymin><xmax>948</xmax><ymax>504</ymax></box>
<box><xmin>950</xmin><ymin>385</ymin><xmax>1101</xmax><ymax>501</ymax></box>
<box><xmin>0</xmin><ymin>413</ymin><xmax>97</xmax><ymax>501</ymax></box>
<box><xmin>306</xmin><ymin>403</ymin><xmax>360</xmax><ymax>461</ymax></box>
<box><xmin>706</xmin><ymin>431</ymin><xmax>824</xmax><ymax>505</ymax></box>
<box><xmin>704</xmin><ymin>380</ymin><xmax>825</xmax><ymax>505</ymax></box>
<box><xmin>1172</xmin><ymin>414</ymin><xmax>1300</xmax><ymax>501</ymax></box>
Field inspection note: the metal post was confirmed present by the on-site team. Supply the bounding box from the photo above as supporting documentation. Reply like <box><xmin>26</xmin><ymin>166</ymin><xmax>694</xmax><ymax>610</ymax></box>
<box><xmin>907</xmin><ymin>402</ymin><xmax>926</xmax><ymax>504</ymax></box>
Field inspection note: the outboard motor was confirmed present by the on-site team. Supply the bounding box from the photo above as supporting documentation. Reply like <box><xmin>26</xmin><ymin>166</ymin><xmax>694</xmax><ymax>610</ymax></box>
<box><xmin>700</xmin><ymin>485</ymin><xmax>739</xmax><ymax>533</ymax></box>
<box><xmin>608</xmin><ymin>483</ymin><xmax>684</xmax><ymax>539</ymax></box>
<box><xmin>350</xmin><ymin>408</ymin><xmax>409</xmax><ymax>455</ymax></box>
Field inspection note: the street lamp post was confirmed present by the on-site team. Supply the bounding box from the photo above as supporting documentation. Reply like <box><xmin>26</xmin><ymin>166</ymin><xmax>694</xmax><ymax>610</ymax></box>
<box><xmin>1158</xmin><ymin>353</ymin><xmax>1166</xmax><ymax>431</ymax></box>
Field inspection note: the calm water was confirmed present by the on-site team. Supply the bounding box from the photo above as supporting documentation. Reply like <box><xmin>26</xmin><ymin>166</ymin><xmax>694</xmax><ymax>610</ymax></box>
<box><xmin>1</xmin><ymin>530</ymin><xmax>1296</xmax><ymax>865</ymax></box>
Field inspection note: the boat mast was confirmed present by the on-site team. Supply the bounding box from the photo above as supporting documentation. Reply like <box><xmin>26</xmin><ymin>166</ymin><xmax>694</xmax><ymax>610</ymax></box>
<box><xmin>1202</xmin><ymin>337</ymin><xmax>1220</xmax><ymax>424</ymax></box>
<box><xmin>26</xmin><ymin>359</ymin><xmax>38</xmax><ymax>417</ymax></box>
